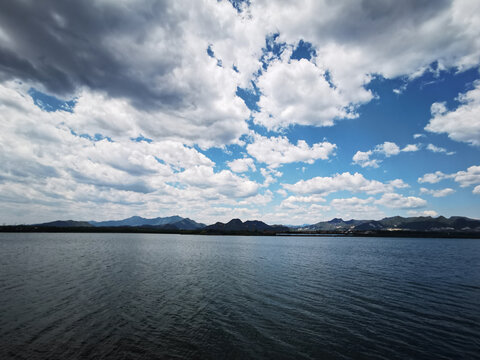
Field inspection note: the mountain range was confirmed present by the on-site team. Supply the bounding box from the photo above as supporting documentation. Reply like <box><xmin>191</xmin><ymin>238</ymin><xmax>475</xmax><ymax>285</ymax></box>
<box><xmin>296</xmin><ymin>216</ymin><xmax>480</xmax><ymax>232</ymax></box>
<box><xmin>36</xmin><ymin>216</ymin><xmax>205</xmax><ymax>230</ymax></box>
<box><xmin>89</xmin><ymin>215</ymin><xmax>205</xmax><ymax>230</ymax></box>
<box><xmin>204</xmin><ymin>218</ymin><xmax>289</xmax><ymax>233</ymax></box>
<box><xmin>18</xmin><ymin>215</ymin><xmax>480</xmax><ymax>235</ymax></box>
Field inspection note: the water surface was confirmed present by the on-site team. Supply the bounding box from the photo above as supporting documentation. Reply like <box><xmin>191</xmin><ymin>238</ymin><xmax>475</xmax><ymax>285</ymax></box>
<box><xmin>1</xmin><ymin>233</ymin><xmax>479</xmax><ymax>359</ymax></box>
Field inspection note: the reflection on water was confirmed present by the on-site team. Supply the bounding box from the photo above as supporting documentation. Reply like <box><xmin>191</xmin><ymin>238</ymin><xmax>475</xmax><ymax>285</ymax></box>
<box><xmin>1</xmin><ymin>233</ymin><xmax>479</xmax><ymax>359</ymax></box>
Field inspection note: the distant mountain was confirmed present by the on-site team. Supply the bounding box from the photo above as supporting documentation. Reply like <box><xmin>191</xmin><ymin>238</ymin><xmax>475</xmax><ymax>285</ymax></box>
<box><xmin>204</xmin><ymin>218</ymin><xmax>288</xmax><ymax>233</ymax></box>
<box><xmin>89</xmin><ymin>216</ymin><xmax>205</xmax><ymax>230</ymax></box>
<box><xmin>90</xmin><ymin>215</ymin><xmax>182</xmax><ymax>227</ymax></box>
<box><xmin>150</xmin><ymin>218</ymin><xmax>206</xmax><ymax>231</ymax></box>
<box><xmin>35</xmin><ymin>220</ymin><xmax>93</xmax><ymax>228</ymax></box>
<box><xmin>298</xmin><ymin>218</ymin><xmax>365</xmax><ymax>231</ymax></box>
<box><xmin>299</xmin><ymin>216</ymin><xmax>480</xmax><ymax>232</ymax></box>
<box><xmin>25</xmin><ymin>215</ymin><xmax>480</xmax><ymax>235</ymax></box>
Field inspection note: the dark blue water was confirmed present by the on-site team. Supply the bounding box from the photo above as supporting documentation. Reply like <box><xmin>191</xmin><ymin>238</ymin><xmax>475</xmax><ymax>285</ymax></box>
<box><xmin>0</xmin><ymin>233</ymin><xmax>479</xmax><ymax>359</ymax></box>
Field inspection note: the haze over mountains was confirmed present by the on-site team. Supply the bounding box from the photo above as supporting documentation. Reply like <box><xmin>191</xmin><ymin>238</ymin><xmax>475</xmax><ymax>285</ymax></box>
<box><xmin>26</xmin><ymin>215</ymin><xmax>480</xmax><ymax>234</ymax></box>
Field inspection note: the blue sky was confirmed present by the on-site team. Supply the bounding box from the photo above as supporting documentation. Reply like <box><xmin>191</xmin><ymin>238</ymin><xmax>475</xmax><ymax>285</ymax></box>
<box><xmin>0</xmin><ymin>0</ymin><xmax>479</xmax><ymax>224</ymax></box>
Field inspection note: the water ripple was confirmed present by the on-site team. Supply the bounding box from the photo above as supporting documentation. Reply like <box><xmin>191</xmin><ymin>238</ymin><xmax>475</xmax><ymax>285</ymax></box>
<box><xmin>0</xmin><ymin>233</ymin><xmax>479</xmax><ymax>359</ymax></box>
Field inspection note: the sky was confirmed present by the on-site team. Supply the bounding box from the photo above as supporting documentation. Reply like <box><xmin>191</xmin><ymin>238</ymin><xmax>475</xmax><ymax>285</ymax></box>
<box><xmin>0</xmin><ymin>0</ymin><xmax>479</xmax><ymax>225</ymax></box>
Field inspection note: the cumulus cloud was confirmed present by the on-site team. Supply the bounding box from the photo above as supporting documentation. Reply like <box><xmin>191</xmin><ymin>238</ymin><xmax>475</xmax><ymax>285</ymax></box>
<box><xmin>330</xmin><ymin>197</ymin><xmax>374</xmax><ymax>207</ymax></box>
<box><xmin>275</xmin><ymin>195</ymin><xmax>387</xmax><ymax>223</ymax></box>
<box><xmin>252</xmin><ymin>0</ymin><xmax>480</xmax><ymax>131</ymax></box>
<box><xmin>352</xmin><ymin>150</ymin><xmax>380</xmax><ymax>168</ymax></box>
<box><xmin>418</xmin><ymin>165</ymin><xmax>480</xmax><ymax>194</ymax></box>
<box><xmin>260</xmin><ymin>168</ymin><xmax>283</xmax><ymax>187</ymax></box>
<box><xmin>420</xmin><ymin>187</ymin><xmax>455</xmax><ymax>197</ymax></box>
<box><xmin>0</xmin><ymin>82</ymin><xmax>270</xmax><ymax>223</ymax></box>
<box><xmin>418</xmin><ymin>171</ymin><xmax>449</xmax><ymax>184</ymax></box>
<box><xmin>402</xmin><ymin>144</ymin><xmax>420</xmax><ymax>152</ymax></box>
<box><xmin>426</xmin><ymin>81</ymin><xmax>480</xmax><ymax>146</ymax></box>
<box><xmin>266</xmin><ymin>204</ymin><xmax>332</xmax><ymax>225</ymax></box>
<box><xmin>234</xmin><ymin>190</ymin><xmax>274</xmax><ymax>207</ymax></box>
<box><xmin>0</xmin><ymin>1</ymin><xmax>260</xmax><ymax>147</ymax></box>
<box><xmin>176</xmin><ymin>165</ymin><xmax>260</xmax><ymax>198</ymax></box>
<box><xmin>227</xmin><ymin>158</ymin><xmax>256</xmax><ymax>173</ymax></box>
<box><xmin>1</xmin><ymin>0</ymin><xmax>480</xmax><ymax>140</ymax></box>
<box><xmin>375</xmin><ymin>142</ymin><xmax>401</xmax><ymax>157</ymax></box>
<box><xmin>254</xmin><ymin>58</ymin><xmax>369</xmax><ymax>130</ymax></box>
<box><xmin>473</xmin><ymin>185</ymin><xmax>480</xmax><ymax>195</ymax></box>
<box><xmin>389</xmin><ymin>179</ymin><xmax>410</xmax><ymax>189</ymax></box>
<box><xmin>279</xmin><ymin>195</ymin><xmax>327</xmax><ymax>210</ymax></box>
<box><xmin>330</xmin><ymin>197</ymin><xmax>381</xmax><ymax>217</ymax></box>
<box><xmin>278</xmin><ymin>201</ymin><xmax>331</xmax><ymax>215</ymax></box>
<box><xmin>282</xmin><ymin>172</ymin><xmax>406</xmax><ymax>196</ymax></box>
<box><xmin>453</xmin><ymin>165</ymin><xmax>480</xmax><ymax>187</ymax></box>
<box><xmin>251</xmin><ymin>0</ymin><xmax>480</xmax><ymax>129</ymax></box>
<box><xmin>247</xmin><ymin>133</ymin><xmax>336</xmax><ymax>168</ymax></box>
<box><xmin>353</xmin><ymin>141</ymin><xmax>419</xmax><ymax>167</ymax></box>
<box><xmin>407</xmin><ymin>210</ymin><xmax>439</xmax><ymax>217</ymax></box>
<box><xmin>276</xmin><ymin>189</ymin><xmax>287</xmax><ymax>197</ymax></box>
<box><xmin>1</xmin><ymin>0</ymin><xmax>480</xmax><ymax>223</ymax></box>
<box><xmin>375</xmin><ymin>193</ymin><xmax>427</xmax><ymax>209</ymax></box>
<box><xmin>426</xmin><ymin>143</ymin><xmax>454</xmax><ymax>155</ymax></box>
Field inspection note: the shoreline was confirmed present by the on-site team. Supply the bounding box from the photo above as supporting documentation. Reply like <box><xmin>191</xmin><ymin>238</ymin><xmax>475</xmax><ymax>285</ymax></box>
<box><xmin>1</xmin><ymin>226</ymin><xmax>479</xmax><ymax>239</ymax></box>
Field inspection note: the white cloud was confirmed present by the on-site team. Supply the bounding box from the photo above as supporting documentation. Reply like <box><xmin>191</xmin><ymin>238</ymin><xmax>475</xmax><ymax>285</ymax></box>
<box><xmin>0</xmin><ymin>1</ymin><xmax>268</xmax><ymax>148</ymax></box>
<box><xmin>176</xmin><ymin>165</ymin><xmax>260</xmax><ymax>198</ymax></box>
<box><xmin>309</xmin><ymin>204</ymin><xmax>331</xmax><ymax>212</ymax></box>
<box><xmin>227</xmin><ymin>158</ymin><xmax>256</xmax><ymax>173</ymax></box>
<box><xmin>260</xmin><ymin>167</ymin><xmax>283</xmax><ymax>187</ymax></box>
<box><xmin>330</xmin><ymin>197</ymin><xmax>380</xmax><ymax>216</ymax></box>
<box><xmin>250</xmin><ymin>0</ymin><xmax>480</xmax><ymax>131</ymax></box>
<box><xmin>413</xmin><ymin>134</ymin><xmax>426</xmax><ymax>139</ymax></box>
<box><xmin>1</xmin><ymin>1</ymin><xmax>480</xmax><ymax>223</ymax></box>
<box><xmin>286</xmin><ymin>195</ymin><xmax>327</xmax><ymax>204</ymax></box>
<box><xmin>418</xmin><ymin>171</ymin><xmax>449</xmax><ymax>184</ymax></box>
<box><xmin>279</xmin><ymin>196</ymin><xmax>384</xmax><ymax>221</ymax></box>
<box><xmin>418</xmin><ymin>165</ymin><xmax>480</xmax><ymax>194</ymax></box>
<box><xmin>420</xmin><ymin>187</ymin><xmax>455</xmax><ymax>197</ymax></box>
<box><xmin>426</xmin><ymin>81</ymin><xmax>480</xmax><ymax>146</ymax></box>
<box><xmin>330</xmin><ymin>197</ymin><xmax>374</xmax><ymax>207</ymax></box>
<box><xmin>375</xmin><ymin>142</ymin><xmax>400</xmax><ymax>157</ymax></box>
<box><xmin>276</xmin><ymin>189</ymin><xmax>287</xmax><ymax>197</ymax></box>
<box><xmin>393</xmin><ymin>84</ymin><xmax>407</xmax><ymax>95</ymax></box>
<box><xmin>407</xmin><ymin>210</ymin><xmax>439</xmax><ymax>217</ymax></box>
<box><xmin>254</xmin><ymin>58</ymin><xmax>370</xmax><ymax>130</ymax></box>
<box><xmin>375</xmin><ymin>193</ymin><xmax>427</xmax><ymax>209</ymax></box>
<box><xmin>426</xmin><ymin>143</ymin><xmax>454</xmax><ymax>155</ymax></box>
<box><xmin>473</xmin><ymin>185</ymin><xmax>480</xmax><ymax>195</ymax></box>
<box><xmin>199</xmin><ymin>206</ymin><xmax>263</xmax><ymax>224</ymax></box>
<box><xmin>279</xmin><ymin>195</ymin><xmax>327</xmax><ymax>210</ymax></box>
<box><xmin>389</xmin><ymin>179</ymin><xmax>410</xmax><ymax>189</ymax></box>
<box><xmin>0</xmin><ymin>82</ymin><xmax>272</xmax><ymax>224</ymax></box>
<box><xmin>68</xmin><ymin>87</ymin><xmax>250</xmax><ymax>149</ymax></box>
<box><xmin>352</xmin><ymin>150</ymin><xmax>380</xmax><ymax>168</ymax></box>
<box><xmin>2</xmin><ymin>0</ymin><xmax>480</xmax><ymax>142</ymax></box>
<box><xmin>402</xmin><ymin>144</ymin><xmax>420</xmax><ymax>152</ymax></box>
<box><xmin>266</xmin><ymin>203</ymin><xmax>332</xmax><ymax>225</ymax></box>
<box><xmin>283</xmin><ymin>172</ymin><xmax>406</xmax><ymax>196</ymax></box>
<box><xmin>353</xmin><ymin>141</ymin><xmax>419</xmax><ymax>167</ymax></box>
<box><xmin>247</xmin><ymin>133</ymin><xmax>336</xmax><ymax>168</ymax></box>
<box><xmin>452</xmin><ymin>165</ymin><xmax>480</xmax><ymax>187</ymax></box>
<box><xmin>236</xmin><ymin>190</ymin><xmax>274</xmax><ymax>206</ymax></box>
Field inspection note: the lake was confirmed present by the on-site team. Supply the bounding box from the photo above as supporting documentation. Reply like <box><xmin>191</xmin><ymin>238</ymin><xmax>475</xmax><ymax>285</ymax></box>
<box><xmin>0</xmin><ymin>233</ymin><xmax>479</xmax><ymax>359</ymax></box>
